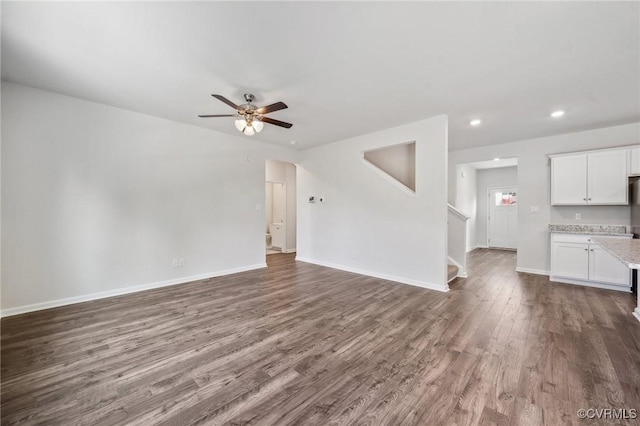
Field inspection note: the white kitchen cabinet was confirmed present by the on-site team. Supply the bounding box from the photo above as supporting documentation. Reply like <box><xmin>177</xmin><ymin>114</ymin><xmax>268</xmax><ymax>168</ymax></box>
<box><xmin>550</xmin><ymin>234</ymin><xmax>631</xmax><ymax>291</ymax></box>
<box><xmin>589</xmin><ymin>245</ymin><xmax>630</xmax><ymax>286</ymax></box>
<box><xmin>551</xmin><ymin>154</ymin><xmax>587</xmax><ymax>205</ymax></box>
<box><xmin>587</xmin><ymin>150</ymin><xmax>628</xmax><ymax>204</ymax></box>
<box><xmin>550</xmin><ymin>149</ymin><xmax>628</xmax><ymax>205</ymax></box>
<box><xmin>630</xmin><ymin>147</ymin><xmax>640</xmax><ymax>176</ymax></box>
<box><xmin>551</xmin><ymin>242</ymin><xmax>589</xmax><ymax>280</ymax></box>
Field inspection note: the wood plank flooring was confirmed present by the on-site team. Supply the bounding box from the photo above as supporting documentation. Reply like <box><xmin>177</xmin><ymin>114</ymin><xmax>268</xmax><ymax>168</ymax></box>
<box><xmin>2</xmin><ymin>249</ymin><xmax>640</xmax><ymax>425</ymax></box>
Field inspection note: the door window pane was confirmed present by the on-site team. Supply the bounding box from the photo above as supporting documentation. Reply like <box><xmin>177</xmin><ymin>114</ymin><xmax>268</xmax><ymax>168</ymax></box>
<box><xmin>495</xmin><ymin>191</ymin><xmax>517</xmax><ymax>206</ymax></box>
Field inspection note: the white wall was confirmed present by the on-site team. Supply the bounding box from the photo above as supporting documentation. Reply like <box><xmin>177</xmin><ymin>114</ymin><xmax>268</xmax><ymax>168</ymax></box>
<box><xmin>297</xmin><ymin>115</ymin><xmax>449</xmax><ymax>291</ymax></box>
<box><xmin>475</xmin><ymin>166</ymin><xmax>518</xmax><ymax>247</ymax></box>
<box><xmin>454</xmin><ymin>163</ymin><xmax>477</xmax><ymax>251</ymax></box>
<box><xmin>265</xmin><ymin>159</ymin><xmax>296</xmax><ymax>252</ymax></box>
<box><xmin>1</xmin><ymin>82</ymin><xmax>297</xmax><ymax>315</ymax></box>
<box><xmin>449</xmin><ymin>123</ymin><xmax>638</xmax><ymax>275</ymax></box>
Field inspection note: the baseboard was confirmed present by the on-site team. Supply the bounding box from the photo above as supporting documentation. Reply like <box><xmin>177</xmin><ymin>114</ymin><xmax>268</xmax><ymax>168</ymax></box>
<box><xmin>0</xmin><ymin>263</ymin><xmax>268</xmax><ymax>318</ymax></box>
<box><xmin>295</xmin><ymin>256</ymin><xmax>449</xmax><ymax>293</ymax></box>
<box><xmin>549</xmin><ymin>276</ymin><xmax>632</xmax><ymax>293</ymax></box>
<box><xmin>283</xmin><ymin>248</ymin><xmax>297</xmax><ymax>254</ymax></box>
<box><xmin>633</xmin><ymin>307</ymin><xmax>640</xmax><ymax>323</ymax></box>
<box><xmin>467</xmin><ymin>245</ymin><xmax>487</xmax><ymax>252</ymax></box>
<box><xmin>515</xmin><ymin>267</ymin><xmax>550</xmax><ymax>276</ymax></box>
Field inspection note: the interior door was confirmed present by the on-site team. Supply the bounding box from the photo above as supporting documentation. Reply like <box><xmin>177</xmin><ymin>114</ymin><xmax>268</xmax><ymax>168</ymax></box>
<box><xmin>488</xmin><ymin>187</ymin><xmax>518</xmax><ymax>249</ymax></box>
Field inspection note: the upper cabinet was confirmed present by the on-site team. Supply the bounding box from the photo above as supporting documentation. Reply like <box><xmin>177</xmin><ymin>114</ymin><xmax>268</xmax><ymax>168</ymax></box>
<box><xmin>551</xmin><ymin>154</ymin><xmax>588</xmax><ymax>205</ymax></box>
<box><xmin>551</xmin><ymin>148</ymin><xmax>628</xmax><ymax>205</ymax></box>
<box><xmin>630</xmin><ymin>146</ymin><xmax>640</xmax><ymax>176</ymax></box>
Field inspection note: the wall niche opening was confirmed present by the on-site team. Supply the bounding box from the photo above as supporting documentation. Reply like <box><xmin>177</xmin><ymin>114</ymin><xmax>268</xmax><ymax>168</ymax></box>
<box><xmin>363</xmin><ymin>141</ymin><xmax>416</xmax><ymax>193</ymax></box>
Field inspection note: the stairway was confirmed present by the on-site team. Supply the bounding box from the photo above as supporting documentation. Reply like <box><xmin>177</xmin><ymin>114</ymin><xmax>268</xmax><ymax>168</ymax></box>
<box><xmin>447</xmin><ymin>264</ymin><xmax>459</xmax><ymax>283</ymax></box>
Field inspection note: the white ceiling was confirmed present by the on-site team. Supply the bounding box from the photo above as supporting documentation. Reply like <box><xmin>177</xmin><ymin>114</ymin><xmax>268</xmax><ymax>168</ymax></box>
<box><xmin>468</xmin><ymin>158</ymin><xmax>518</xmax><ymax>170</ymax></box>
<box><xmin>2</xmin><ymin>2</ymin><xmax>639</xmax><ymax>150</ymax></box>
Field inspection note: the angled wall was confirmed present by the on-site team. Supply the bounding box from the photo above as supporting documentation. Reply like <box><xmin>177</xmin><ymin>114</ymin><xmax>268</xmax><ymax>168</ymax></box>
<box><xmin>297</xmin><ymin>115</ymin><xmax>449</xmax><ymax>291</ymax></box>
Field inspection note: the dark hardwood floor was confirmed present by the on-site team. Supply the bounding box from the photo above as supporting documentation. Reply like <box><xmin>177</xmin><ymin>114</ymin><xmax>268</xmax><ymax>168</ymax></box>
<box><xmin>2</xmin><ymin>249</ymin><xmax>640</xmax><ymax>425</ymax></box>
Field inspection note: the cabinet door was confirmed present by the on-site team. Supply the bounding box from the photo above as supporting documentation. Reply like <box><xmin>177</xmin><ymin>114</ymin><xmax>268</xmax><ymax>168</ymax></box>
<box><xmin>551</xmin><ymin>242</ymin><xmax>589</xmax><ymax>280</ymax></box>
<box><xmin>271</xmin><ymin>226</ymin><xmax>285</xmax><ymax>249</ymax></box>
<box><xmin>587</xmin><ymin>150</ymin><xmax>628</xmax><ymax>204</ymax></box>
<box><xmin>551</xmin><ymin>154</ymin><xmax>587</xmax><ymax>205</ymax></box>
<box><xmin>588</xmin><ymin>245</ymin><xmax>631</xmax><ymax>286</ymax></box>
<box><xmin>630</xmin><ymin>147</ymin><xmax>640</xmax><ymax>176</ymax></box>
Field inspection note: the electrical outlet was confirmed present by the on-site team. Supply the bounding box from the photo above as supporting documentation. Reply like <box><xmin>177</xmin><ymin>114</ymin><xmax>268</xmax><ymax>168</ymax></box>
<box><xmin>575</xmin><ymin>213</ymin><xmax>582</xmax><ymax>220</ymax></box>
<box><xmin>178</xmin><ymin>258</ymin><xmax>185</xmax><ymax>267</ymax></box>
<box><xmin>171</xmin><ymin>259</ymin><xmax>179</xmax><ymax>267</ymax></box>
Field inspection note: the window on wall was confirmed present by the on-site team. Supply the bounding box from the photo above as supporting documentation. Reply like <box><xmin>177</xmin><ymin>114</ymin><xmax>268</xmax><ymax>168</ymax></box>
<box><xmin>495</xmin><ymin>191</ymin><xmax>517</xmax><ymax>206</ymax></box>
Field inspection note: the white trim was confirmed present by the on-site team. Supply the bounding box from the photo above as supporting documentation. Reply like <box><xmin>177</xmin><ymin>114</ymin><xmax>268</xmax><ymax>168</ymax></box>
<box><xmin>633</xmin><ymin>307</ymin><xmax>640</xmax><ymax>323</ymax></box>
<box><xmin>360</xmin><ymin>157</ymin><xmax>416</xmax><ymax>196</ymax></box>
<box><xmin>447</xmin><ymin>256</ymin><xmax>461</xmax><ymax>269</ymax></box>
<box><xmin>449</xmin><ymin>272</ymin><xmax>468</xmax><ymax>281</ymax></box>
<box><xmin>467</xmin><ymin>245</ymin><xmax>487</xmax><ymax>252</ymax></box>
<box><xmin>447</xmin><ymin>204</ymin><xmax>470</xmax><ymax>221</ymax></box>
<box><xmin>295</xmin><ymin>256</ymin><xmax>449</xmax><ymax>292</ymax></box>
<box><xmin>0</xmin><ymin>263</ymin><xmax>267</xmax><ymax>318</ymax></box>
<box><xmin>515</xmin><ymin>267</ymin><xmax>550</xmax><ymax>276</ymax></box>
<box><xmin>549</xmin><ymin>276</ymin><xmax>632</xmax><ymax>292</ymax></box>
<box><xmin>548</xmin><ymin>144</ymin><xmax>638</xmax><ymax>159</ymax></box>
<box><xmin>283</xmin><ymin>248</ymin><xmax>297</xmax><ymax>253</ymax></box>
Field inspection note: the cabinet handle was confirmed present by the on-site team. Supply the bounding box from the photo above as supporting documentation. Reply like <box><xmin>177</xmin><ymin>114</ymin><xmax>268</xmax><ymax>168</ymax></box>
<box><xmin>583</xmin><ymin>198</ymin><xmax>586</xmax><ymax>201</ymax></box>
<box><xmin>584</xmin><ymin>248</ymin><xmax>588</xmax><ymax>251</ymax></box>
<box><xmin>588</xmin><ymin>198</ymin><xmax>592</xmax><ymax>201</ymax></box>
<box><xmin>590</xmin><ymin>249</ymin><xmax>594</xmax><ymax>252</ymax></box>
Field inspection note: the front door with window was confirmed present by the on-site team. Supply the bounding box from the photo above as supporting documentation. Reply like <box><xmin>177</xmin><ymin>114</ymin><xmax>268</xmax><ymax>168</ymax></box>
<box><xmin>488</xmin><ymin>187</ymin><xmax>518</xmax><ymax>249</ymax></box>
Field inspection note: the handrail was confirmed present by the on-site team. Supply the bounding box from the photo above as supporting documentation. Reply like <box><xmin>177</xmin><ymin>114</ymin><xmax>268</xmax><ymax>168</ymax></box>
<box><xmin>447</xmin><ymin>203</ymin><xmax>470</xmax><ymax>221</ymax></box>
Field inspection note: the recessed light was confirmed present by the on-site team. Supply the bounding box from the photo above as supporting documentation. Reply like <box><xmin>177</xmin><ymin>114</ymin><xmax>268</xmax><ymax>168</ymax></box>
<box><xmin>494</xmin><ymin>158</ymin><xmax>500</xmax><ymax>161</ymax></box>
<box><xmin>551</xmin><ymin>110</ymin><xmax>565</xmax><ymax>118</ymax></box>
<box><xmin>470</xmin><ymin>119</ymin><xmax>482</xmax><ymax>126</ymax></box>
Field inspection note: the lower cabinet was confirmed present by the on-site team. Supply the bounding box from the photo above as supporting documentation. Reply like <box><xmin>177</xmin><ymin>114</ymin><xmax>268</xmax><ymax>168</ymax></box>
<box><xmin>550</xmin><ymin>234</ymin><xmax>631</xmax><ymax>291</ymax></box>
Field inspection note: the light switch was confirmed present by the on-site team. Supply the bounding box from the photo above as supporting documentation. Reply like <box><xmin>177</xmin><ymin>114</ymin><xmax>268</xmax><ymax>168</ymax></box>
<box><xmin>529</xmin><ymin>206</ymin><xmax>539</xmax><ymax>213</ymax></box>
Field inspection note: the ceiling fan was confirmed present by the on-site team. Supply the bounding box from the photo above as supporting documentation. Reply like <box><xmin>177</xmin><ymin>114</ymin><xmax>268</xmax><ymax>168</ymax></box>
<box><xmin>198</xmin><ymin>93</ymin><xmax>293</xmax><ymax>136</ymax></box>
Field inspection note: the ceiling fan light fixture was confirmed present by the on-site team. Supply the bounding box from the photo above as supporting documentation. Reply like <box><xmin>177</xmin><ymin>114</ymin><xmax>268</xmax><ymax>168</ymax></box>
<box><xmin>200</xmin><ymin>93</ymin><xmax>292</xmax><ymax>134</ymax></box>
<box><xmin>243</xmin><ymin>126</ymin><xmax>255</xmax><ymax>136</ymax></box>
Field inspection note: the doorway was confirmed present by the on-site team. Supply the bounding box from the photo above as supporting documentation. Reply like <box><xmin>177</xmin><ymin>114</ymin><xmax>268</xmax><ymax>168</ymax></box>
<box><xmin>265</xmin><ymin>159</ymin><xmax>297</xmax><ymax>257</ymax></box>
<box><xmin>487</xmin><ymin>186</ymin><xmax>518</xmax><ymax>249</ymax></box>
<box><xmin>265</xmin><ymin>182</ymin><xmax>286</xmax><ymax>254</ymax></box>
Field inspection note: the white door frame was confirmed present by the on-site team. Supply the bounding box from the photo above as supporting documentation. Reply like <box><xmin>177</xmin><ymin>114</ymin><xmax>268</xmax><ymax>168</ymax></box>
<box><xmin>487</xmin><ymin>185</ymin><xmax>517</xmax><ymax>249</ymax></box>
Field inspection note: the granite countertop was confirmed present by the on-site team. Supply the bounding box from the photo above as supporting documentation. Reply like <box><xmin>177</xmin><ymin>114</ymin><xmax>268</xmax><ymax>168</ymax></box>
<box><xmin>592</xmin><ymin>237</ymin><xmax>640</xmax><ymax>269</ymax></box>
<box><xmin>548</xmin><ymin>224</ymin><xmax>632</xmax><ymax>237</ymax></box>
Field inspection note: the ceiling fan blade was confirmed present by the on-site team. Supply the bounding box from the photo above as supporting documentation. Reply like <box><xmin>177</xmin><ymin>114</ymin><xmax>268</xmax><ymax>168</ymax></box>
<box><xmin>256</xmin><ymin>101</ymin><xmax>288</xmax><ymax>115</ymax></box>
<box><xmin>198</xmin><ymin>114</ymin><xmax>237</xmax><ymax>118</ymax></box>
<box><xmin>211</xmin><ymin>94</ymin><xmax>239</xmax><ymax>110</ymax></box>
<box><xmin>261</xmin><ymin>116</ymin><xmax>293</xmax><ymax>129</ymax></box>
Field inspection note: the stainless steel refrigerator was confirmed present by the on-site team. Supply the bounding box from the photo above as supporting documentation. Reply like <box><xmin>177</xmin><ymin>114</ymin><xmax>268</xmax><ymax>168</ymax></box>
<box><xmin>630</xmin><ymin>177</ymin><xmax>640</xmax><ymax>295</ymax></box>
<box><xmin>631</xmin><ymin>177</ymin><xmax>640</xmax><ymax>238</ymax></box>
